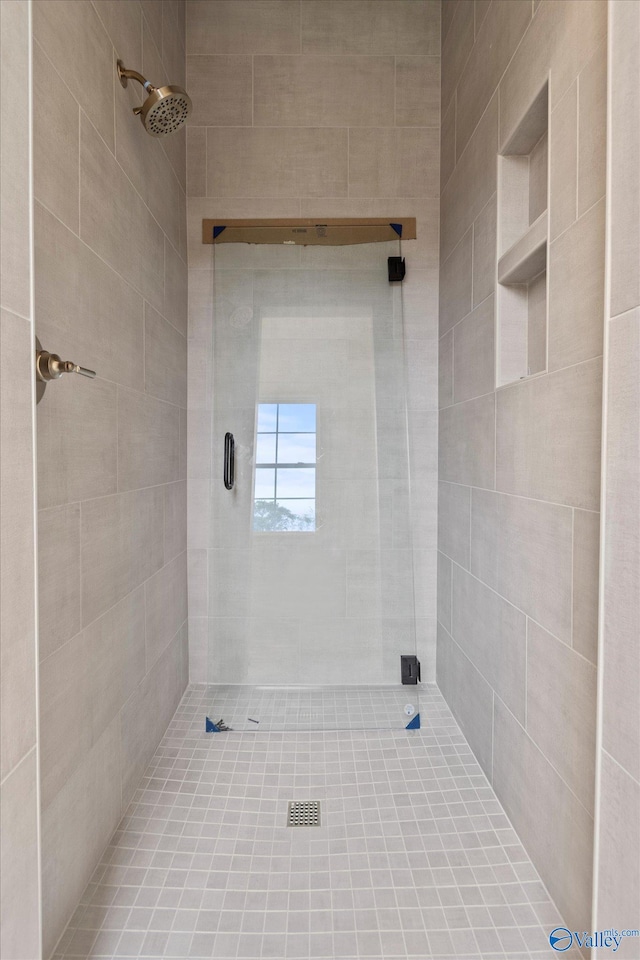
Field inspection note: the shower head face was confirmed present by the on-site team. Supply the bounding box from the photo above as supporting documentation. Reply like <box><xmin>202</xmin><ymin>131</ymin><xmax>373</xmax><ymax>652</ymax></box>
<box><xmin>139</xmin><ymin>85</ymin><xmax>192</xmax><ymax>136</ymax></box>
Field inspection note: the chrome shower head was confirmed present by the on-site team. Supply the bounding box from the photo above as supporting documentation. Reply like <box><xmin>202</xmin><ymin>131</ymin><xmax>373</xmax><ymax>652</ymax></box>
<box><xmin>117</xmin><ymin>60</ymin><xmax>192</xmax><ymax>137</ymax></box>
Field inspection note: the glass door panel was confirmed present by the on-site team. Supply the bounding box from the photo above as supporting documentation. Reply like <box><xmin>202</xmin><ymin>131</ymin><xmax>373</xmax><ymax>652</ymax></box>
<box><xmin>206</xmin><ymin>238</ymin><xmax>420</xmax><ymax>730</ymax></box>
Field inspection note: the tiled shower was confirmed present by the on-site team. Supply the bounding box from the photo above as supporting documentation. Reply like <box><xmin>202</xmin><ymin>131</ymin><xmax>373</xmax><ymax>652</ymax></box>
<box><xmin>0</xmin><ymin>2</ymin><xmax>638</xmax><ymax>959</ymax></box>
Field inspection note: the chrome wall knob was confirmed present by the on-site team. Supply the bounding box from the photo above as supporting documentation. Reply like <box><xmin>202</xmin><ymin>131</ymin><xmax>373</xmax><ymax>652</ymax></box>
<box><xmin>35</xmin><ymin>338</ymin><xmax>96</xmax><ymax>403</ymax></box>
<box><xmin>36</xmin><ymin>350</ymin><xmax>96</xmax><ymax>381</ymax></box>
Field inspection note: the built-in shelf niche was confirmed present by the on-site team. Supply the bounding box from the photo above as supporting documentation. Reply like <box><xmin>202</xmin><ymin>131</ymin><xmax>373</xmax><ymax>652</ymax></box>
<box><xmin>496</xmin><ymin>81</ymin><xmax>549</xmax><ymax>387</ymax></box>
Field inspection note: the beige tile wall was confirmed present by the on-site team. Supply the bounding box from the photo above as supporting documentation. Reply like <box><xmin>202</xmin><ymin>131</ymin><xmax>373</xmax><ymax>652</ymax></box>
<box><xmin>0</xmin><ymin>2</ymin><xmax>42</xmax><ymax>955</ymax></box>
<box><xmin>594</xmin><ymin>2</ymin><xmax>640</xmax><ymax>953</ymax></box>
<box><xmin>438</xmin><ymin>0</ymin><xmax>606</xmax><ymax>932</ymax></box>
<box><xmin>32</xmin><ymin>1</ymin><xmax>188</xmax><ymax>954</ymax></box>
<box><xmin>186</xmin><ymin>1</ymin><xmax>441</xmax><ymax>683</ymax></box>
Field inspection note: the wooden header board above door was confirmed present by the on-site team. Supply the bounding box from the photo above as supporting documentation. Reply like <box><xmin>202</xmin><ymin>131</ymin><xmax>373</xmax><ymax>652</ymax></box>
<box><xmin>201</xmin><ymin>218</ymin><xmax>417</xmax><ymax>245</ymax></box>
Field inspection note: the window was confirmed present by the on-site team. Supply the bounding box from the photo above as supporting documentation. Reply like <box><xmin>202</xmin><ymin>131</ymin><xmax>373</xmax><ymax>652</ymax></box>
<box><xmin>253</xmin><ymin>403</ymin><xmax>316</xmax><ymax>531</ymax></box>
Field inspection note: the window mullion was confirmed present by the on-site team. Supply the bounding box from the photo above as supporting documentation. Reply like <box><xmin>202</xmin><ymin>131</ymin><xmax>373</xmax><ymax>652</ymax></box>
<box><xmin>274</xmin><ymin>405</ymin><xmax>279</xmax><ymax>504</ymax></box>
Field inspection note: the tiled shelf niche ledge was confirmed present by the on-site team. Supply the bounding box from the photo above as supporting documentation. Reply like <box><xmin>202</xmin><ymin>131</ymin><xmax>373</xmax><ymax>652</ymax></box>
<box><xmin>496</xmin><ymin>82</ymin><xmax>549</xmax><ymax>388</ymax></box>
<box><xmin>498</xmin><ymin>210</ymin><xmax>547</xmax><ymax>284</ymax></box>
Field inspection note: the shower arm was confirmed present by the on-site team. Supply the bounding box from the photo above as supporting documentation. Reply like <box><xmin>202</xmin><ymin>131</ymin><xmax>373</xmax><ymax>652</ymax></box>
<box><xmin>117</xmin><ymin>61</ymin><xmax>156</xmax><ymax>112</ymax></box>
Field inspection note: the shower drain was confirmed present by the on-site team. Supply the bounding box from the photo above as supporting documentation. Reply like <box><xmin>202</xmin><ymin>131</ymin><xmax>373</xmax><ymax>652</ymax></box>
<box><xmin>287</xmin><ymin>800</ymin><xmax>321</xmax><ymax>826</ymax></box>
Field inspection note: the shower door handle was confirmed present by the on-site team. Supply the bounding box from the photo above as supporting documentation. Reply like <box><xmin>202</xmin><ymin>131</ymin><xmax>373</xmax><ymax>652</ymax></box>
<box><xmin>223</xmin><ymin>432</ymin><xmax>235</xmax><ymax>490</ymax></box>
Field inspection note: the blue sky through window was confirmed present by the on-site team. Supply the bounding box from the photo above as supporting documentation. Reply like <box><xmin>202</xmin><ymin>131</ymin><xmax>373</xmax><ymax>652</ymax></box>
<box><xmin>253</xmin><ymin>403</ymin><xmax>316</xmax><ymax>531</ymax></box>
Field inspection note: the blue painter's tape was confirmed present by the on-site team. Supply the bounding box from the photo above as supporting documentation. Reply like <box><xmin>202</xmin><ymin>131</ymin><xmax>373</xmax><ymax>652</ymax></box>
<box><xmin>213</xmin><ymin>225</ymin><xmax>226</xmax><ymax>239</ymax></box>
<box><xmin>390</xmin><ymin>222</ymin><xmax>403</xmax><ymax>238</ymax></box>
<box><xmin>405</xmin><ymin>713</ymin><xmax>421</xmax><ymax>730</ymax></box>
<box><xmin>206</xmin><ymin>716</ymin><xmax>221</xmax><ymax>732</ymax></box>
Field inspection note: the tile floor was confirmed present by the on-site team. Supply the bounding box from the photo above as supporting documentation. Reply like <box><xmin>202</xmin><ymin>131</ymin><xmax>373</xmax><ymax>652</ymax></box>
<box><xmin>53</xmin><ymin>684</ymin><xmax>581</xmax><ymax>960</ymax></box>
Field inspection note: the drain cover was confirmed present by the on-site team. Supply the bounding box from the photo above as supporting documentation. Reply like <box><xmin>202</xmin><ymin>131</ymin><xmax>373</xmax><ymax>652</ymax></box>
<box><xmin>287</xmin><ymin>800</ymin><xmax>321</xmax><ymax>826</ymax></box>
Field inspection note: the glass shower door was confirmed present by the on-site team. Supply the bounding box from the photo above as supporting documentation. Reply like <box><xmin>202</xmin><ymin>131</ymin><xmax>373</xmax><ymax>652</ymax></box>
<box><xmin>206</xmin><ymin>237</ymin><xmax>420</xmax><ymax>730</ymax></box>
